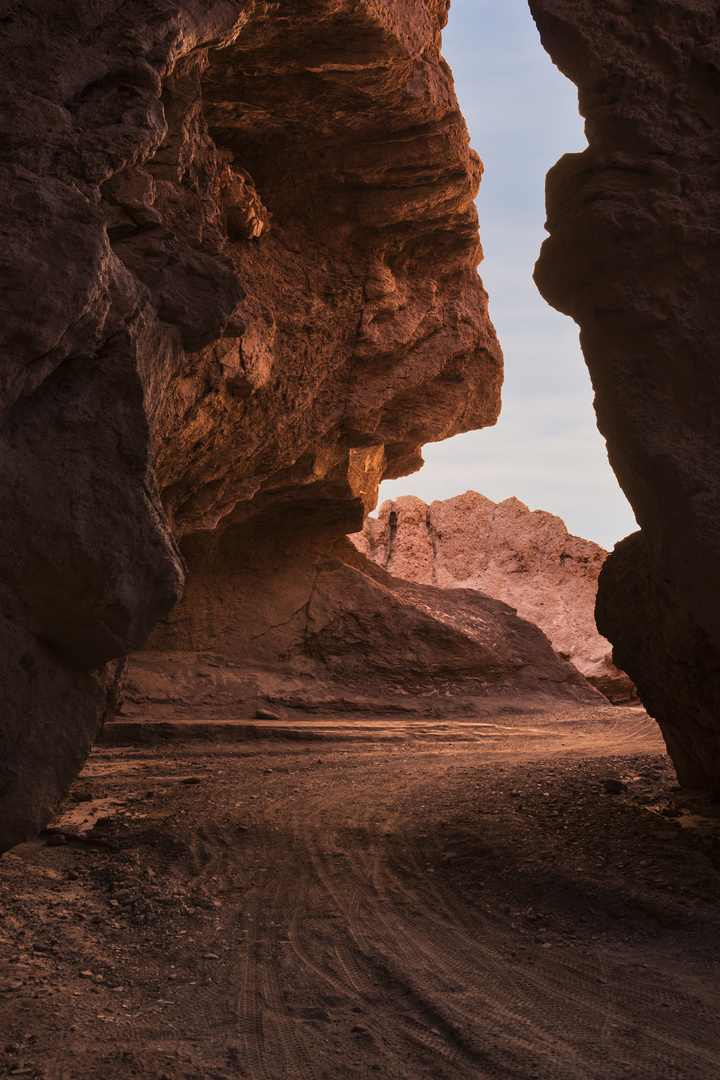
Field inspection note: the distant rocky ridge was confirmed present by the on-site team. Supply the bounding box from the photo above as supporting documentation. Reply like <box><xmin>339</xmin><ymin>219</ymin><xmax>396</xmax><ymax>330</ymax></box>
<box><xmin>351</xmin><ymin>491</ymin><xmax>635</xmax><ymax>703</ymax></box>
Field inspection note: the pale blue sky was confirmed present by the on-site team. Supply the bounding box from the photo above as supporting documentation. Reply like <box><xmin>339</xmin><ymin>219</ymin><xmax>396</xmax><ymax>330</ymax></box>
<box><xmin>377</xmin><ymin>0</ymin><xmax>637</xmax><ymax>550</ymax></box>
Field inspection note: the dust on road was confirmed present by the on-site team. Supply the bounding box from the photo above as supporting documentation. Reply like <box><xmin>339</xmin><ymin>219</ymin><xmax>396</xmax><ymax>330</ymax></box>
<box><xmin>2</xmin><ymin>705</ymin><xmax>720</xmax><ymax>1080</ymax></box>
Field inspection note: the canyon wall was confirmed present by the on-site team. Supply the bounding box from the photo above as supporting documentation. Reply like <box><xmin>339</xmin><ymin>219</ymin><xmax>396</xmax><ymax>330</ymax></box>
<box><xmin>530</xmin><ymin>0</ymin><xmax>720</xmax><ymax>791</ymax></box>
<box><xmin>0</xmin><ymin>0</ymin><xmax>503</xmax><ymax>849</ymax></box>
<box><xmin>141</xmin><ymin>525</ymin><xmax>599</xmax><ymax>710</ymax></box>
<box><xmin>351</xmin><ymin>491</ymin><xmax>634</xmax><ymax>701</ymax></box>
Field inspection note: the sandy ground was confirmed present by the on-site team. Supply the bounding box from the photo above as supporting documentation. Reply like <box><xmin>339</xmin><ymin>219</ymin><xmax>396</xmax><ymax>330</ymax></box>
<box><xmin>2</xmin><ymin>704</ymin><xmax>720</xmax><ymax>1080</ymax></box>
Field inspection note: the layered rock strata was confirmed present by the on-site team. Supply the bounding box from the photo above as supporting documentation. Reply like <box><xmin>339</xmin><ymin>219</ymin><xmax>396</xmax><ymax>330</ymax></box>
<box><xmin>529</xmin><ymin>0</ymin><xmax>720</xmax><ymax>790</ymax></box>
<box><xmin>351</xmin><ymin>491</ymin><xmax>634</xmax><ymax>701</ymax></box>
<box><xmin>0</xmin><ymin>1</ymin><xmax>502</xmax><ymax>848</ymax></box>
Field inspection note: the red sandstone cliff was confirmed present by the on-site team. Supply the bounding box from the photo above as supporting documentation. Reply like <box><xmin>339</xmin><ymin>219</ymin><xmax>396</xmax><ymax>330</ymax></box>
<box><xmin>0</xmin><ymin>1</ymin><xmax>503</xmax><ymax>848</ymax></box>
<box><xmin>351</xmin><ymin>491</ymin><xmax>634</xmax><ymax>702</ymax></box>
<box><xmin>530</xmin><ymin>0</ymin><xmax>720</xmax><ymax>792</ymax></box>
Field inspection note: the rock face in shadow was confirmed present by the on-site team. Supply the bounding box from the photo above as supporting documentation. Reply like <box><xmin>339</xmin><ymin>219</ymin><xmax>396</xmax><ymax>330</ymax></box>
<box><xmin>351</xmin><ymin>491</ymin><xmax>635</xmax><ymax>702</ymax></box>
<box><xmin>530</xmin><ymin>0</ymin><xmax>720</xmax><ymax>789</ymax></box>
<box><xmin>596</xmin><ymin>532</ymin><xmax>720</xmax><ymax>794</ymax></box>
<box><xmin>144</xmin><ymin>521</ymin><xmax>601</xmax><ymax>707</ymax></box>
<box><xmin>0</xmin><ymin>2</ymin><xmax>502</xmax><ymax>848</ymax></box>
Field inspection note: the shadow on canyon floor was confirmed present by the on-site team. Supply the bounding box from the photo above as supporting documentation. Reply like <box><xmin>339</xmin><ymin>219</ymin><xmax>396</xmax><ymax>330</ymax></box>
<box><xmin>2</xmin><ymin>705</ymin><xmax>720</xmax><ymax>1080</ymax></box>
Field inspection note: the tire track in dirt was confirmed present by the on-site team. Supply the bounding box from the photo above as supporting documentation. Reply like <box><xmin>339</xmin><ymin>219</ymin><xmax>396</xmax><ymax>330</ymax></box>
<box><xmin>375</xmin><ymin>791</ymin><xmax>720</xmax><ymax>1080</ymax></box>
<box><xmin>286</xmin><ymin>863</ymin><xmax>355</xmax><ymax>1000</ymax></box>
<box><xmin>290</xmin><ymin>797</ymin><xmax>376</xmax><ymax>999</ymax></box>
<box><xmin>398</xmin><ymin>820</ymin><xmax>715</xmax><ymax>1075</ymax></box>
<box><xmin>64</xmin><ymin>728</ymin><xmax>717</xmax><ymax>1080</ymax></box>
<box><xmin>236</xmin><ymin>861</ymin><xmax>273</xmax><ymax>1080</ymax></box>
<box><xmin>235</xmin><ymin>831</ymin><xmax>324</xmax><ymax>1080</ymax></box>
<box><xmin>287</xmin><ymin>792</ymin><xmax>500</xmax><ymax>1074</ymax></box>
<box><xmin>271</xmin><ymin>752</ymin><xmax>720</xmax><ymax>1080</ymax></box>
<box><xmin>341</xmin><ymin>840</ymin><xmax>571</xmax><ymax>1076</ymax></box>
<box><xmin>290</xmin><ymin>787</ymin><xmax>539</xmax><ymax>1075</ymax></box>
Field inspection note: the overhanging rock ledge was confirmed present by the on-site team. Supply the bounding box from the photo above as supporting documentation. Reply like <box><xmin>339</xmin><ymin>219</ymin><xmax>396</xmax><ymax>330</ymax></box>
<box><xmin>0</xmin><ymin>0</ymin><xmax>502</xmax><ymax>849</ymax></box>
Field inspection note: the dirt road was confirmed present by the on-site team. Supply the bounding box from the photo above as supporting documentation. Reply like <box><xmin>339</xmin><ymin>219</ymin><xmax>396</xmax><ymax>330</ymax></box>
<box><xmin>2</xmin><ymin>705</ymin><xmax>720</xmax><ymax>1079</ymax></box>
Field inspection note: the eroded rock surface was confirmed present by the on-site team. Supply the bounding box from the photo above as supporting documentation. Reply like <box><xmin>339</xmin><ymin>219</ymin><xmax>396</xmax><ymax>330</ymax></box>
<box><xmin>529</xmin><ymin>0</ymin><xmax>720</xmax><ymax>789</ymax></box>
<box><xmin>351</xmin><ymin>491</ymin><xmax>634</xmax><ymax>701</ymax></box>
<box><xmin>596</xmin><ymin>532</ymin><xmax>720</xmax><ymax>795</ymax></box>
<box><xmin>140</xmin><ymin>524</ymin><xmax>600</xmax><ymax>710</ymax></box>
<box><xmin>0</xmin><ymin>1</ymin><xmax>502</xmax><ymax>848</ymax></box>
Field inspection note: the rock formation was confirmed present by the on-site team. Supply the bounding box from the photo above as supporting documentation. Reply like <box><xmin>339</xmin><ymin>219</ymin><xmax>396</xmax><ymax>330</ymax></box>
<box><xmin>0</xmin><ymin>1</ymin><xmax>503</xmax><ymax>849</ymax></box>
<box><xmin>351</xmin><ymin>491</ymin><xmax>635</xmax><ymax>701</ymax></box>
<box><xmin>139</xmin><ymin>526</ymin><xmax>600</xmax><ymax>709</ymax></box>
<box><xmin>529</xmin><ymin>0</ymin><xmax>720</xmax><ymax>792</ymax></box>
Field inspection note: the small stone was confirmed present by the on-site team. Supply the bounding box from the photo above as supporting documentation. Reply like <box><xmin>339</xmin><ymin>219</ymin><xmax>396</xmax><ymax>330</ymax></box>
<box><xmin>603</xmin><ymin>779</ymin><xmax>625</xmax><ymax>795</ymax></box>
<box><xmin>46</xmin><ymin>833</ymin><xmax>66</xmax><ymax>847</ymax></box>
<box><xmin>202</xmin><ymin>953</ymin><xmax>220</xmax><ymax>960</ymax></box>
<box><xmin>255</xmin><ymin>708</ymin><xmax>279</xmax><ymax>720</ymax></box>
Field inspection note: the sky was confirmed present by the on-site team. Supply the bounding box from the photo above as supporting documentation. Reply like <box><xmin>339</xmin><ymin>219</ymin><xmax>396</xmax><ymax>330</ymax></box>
<box><xmin>376</xmin><ymin>0</ymin><xmax>638</xmax><ymax>551</ymax></box>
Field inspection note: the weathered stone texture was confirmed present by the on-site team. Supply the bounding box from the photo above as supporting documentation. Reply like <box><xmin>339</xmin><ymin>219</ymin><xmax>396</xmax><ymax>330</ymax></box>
<box><xmin>530</xmin><ymin>0</ymin><xmax>720</xmax><ymax>789</ymax></box>
<box><xmin>0</xmin><ymin>1</ymin><xmax>502</xmax><ymax>847</ymax></box>
<box><xmin>351</xmin><ymin>491</ymin><xmax>634</xmax><ymax>701</ymax></box>
<box><xmin>596</xmin><ymin>532</ymin><xmax>720</xmax><ymax>794</ymax></box>
<box><xmin>146</xmin><ymin>522</ymin><xmax>600</xmax><ymax>706</ymax></box>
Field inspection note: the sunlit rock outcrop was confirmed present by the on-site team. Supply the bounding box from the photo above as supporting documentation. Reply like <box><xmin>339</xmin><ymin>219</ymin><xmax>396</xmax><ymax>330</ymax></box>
<box><xmin>0</xmin><ymin>1</ymin><xmax>502</xmax><ymax>848</ymax></box>
<box><xmin>530</xmin><ymin>0</ymin><xmax>720</xmax><ymax>790</ymax></box>
<box><xmin>351</xmin><ymin>491</ymin><xmax>635</xmax><ymax>702</ymax></box>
